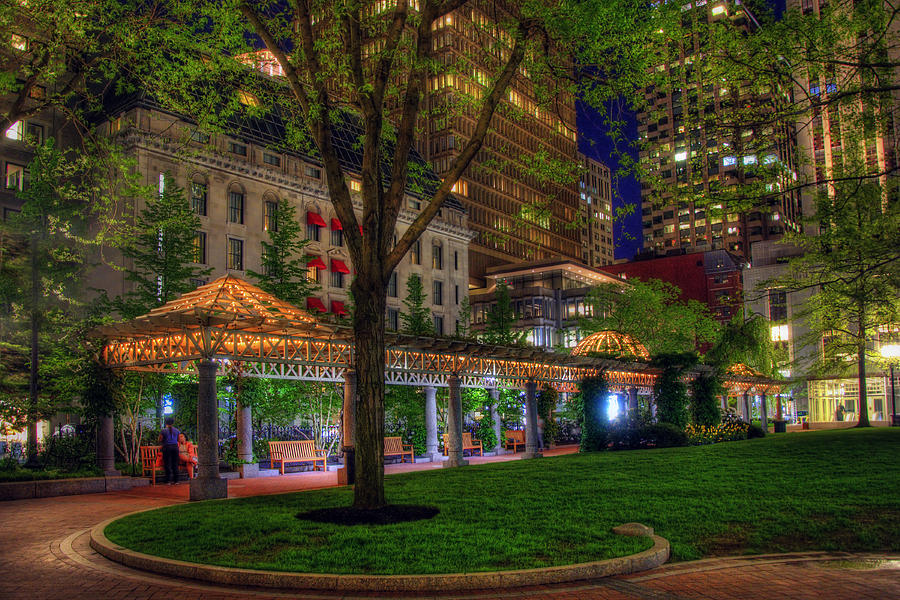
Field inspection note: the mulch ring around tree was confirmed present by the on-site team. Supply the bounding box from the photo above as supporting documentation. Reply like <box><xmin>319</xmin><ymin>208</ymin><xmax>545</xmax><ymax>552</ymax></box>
<box><xmin>297</xmin><ymin>504</ymin><xmax>439</xmax><ymax>526</ymax></box>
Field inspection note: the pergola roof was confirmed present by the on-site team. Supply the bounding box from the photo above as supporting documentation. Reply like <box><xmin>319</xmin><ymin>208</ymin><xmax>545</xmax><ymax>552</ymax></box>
<box><xmin>571</xmin><ymin>330</ymin><xmax>650</xmax><ymax>360</ymax></box>
<box><xmin>95</xmin><ymin>276</ymin><xmax>331</xmax><ymax>339</ymax></box>
<box><xmin>95</xmin><ymin>277</ymin><xmax>781</xmax><ymax>394</ymax></box>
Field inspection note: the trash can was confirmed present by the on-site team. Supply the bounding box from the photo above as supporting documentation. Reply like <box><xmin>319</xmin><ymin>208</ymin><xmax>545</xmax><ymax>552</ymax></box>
<box><xmin>774</xmin><ymin>420</ymin><xmax>787</xmax><ymax>433</ymax></box>
<box><xmin>801</xmin><ymin>422</ymin><xmax>810</xmax><ymax>430</ymax></box>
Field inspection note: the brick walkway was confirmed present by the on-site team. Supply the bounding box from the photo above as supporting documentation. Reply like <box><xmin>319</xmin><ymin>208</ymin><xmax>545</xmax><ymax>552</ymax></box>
<box><xmin>1</xmin><ymin>447</ymin><xmax>898</xmax><ymax>599</ymax></box>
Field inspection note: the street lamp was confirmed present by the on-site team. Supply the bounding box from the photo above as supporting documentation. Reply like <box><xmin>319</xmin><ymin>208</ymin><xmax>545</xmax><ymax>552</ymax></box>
<box><xmin>881</xmin><ymin>344</ymin><xmax>900</xmax><ymax>427</ymax></box>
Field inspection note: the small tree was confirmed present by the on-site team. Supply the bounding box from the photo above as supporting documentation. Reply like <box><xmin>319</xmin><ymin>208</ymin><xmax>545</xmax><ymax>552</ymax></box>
<box><xmin>247</xmin><ymin>201</ymin><xmax>318</xmax><ymax>305</ymax></box>
<box><xmin>483</xmin><ymin>280</ymin><xmax>526</xmax><ymax>345</ymax></box>
<box><xmin>115</xmin><ymin>175</ymin><xmax>211</xmax><ymax>318</ymax></box>
<box><xmin>400</xmin><ymin>274</ymin><xmax>434</xmax><ymax>336</ymax></box>
<box><xmin>579</xmin><ymin>374</ymin><xmax>609</xmax><ymax>452</ymax></box>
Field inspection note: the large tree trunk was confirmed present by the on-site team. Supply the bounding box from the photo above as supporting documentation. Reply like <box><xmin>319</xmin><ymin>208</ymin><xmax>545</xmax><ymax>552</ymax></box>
<box><xmin>351</xmin><ymin>274</ymin><xmax>387</xmax><ymax>509</ymax></box>
<box><xmin>856</xmin><ymin>310</ymin><xmax>870</xmax><ymax>427</ymax></box>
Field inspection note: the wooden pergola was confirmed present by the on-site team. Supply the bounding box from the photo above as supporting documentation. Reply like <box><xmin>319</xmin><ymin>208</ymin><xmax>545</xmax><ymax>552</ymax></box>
<box><xmin>95</xmin><ymin>276</ymin><xmax>783</xmax><ymax>499</ymax></box>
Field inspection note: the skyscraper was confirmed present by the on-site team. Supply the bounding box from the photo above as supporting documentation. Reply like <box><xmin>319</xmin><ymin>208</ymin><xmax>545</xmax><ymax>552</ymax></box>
<box><xmin>578</xmin><ymin>154</ymin><xmax>615</xmax><ymax>267</ymax></box>
<box><xmin>420</xmin><ymin>6</ymin><xmax>581</xmax><ymax>285</ymax></box>
<box><xmin>638</xmin><ymin>0</ymin><xmax>802</xmax><ymax>259</ymax></box>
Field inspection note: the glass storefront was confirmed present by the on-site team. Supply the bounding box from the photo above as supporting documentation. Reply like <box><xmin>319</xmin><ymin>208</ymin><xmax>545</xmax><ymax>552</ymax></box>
<box><xmin>808</xmin><ymin>377</ymin><xmax>888</xmax><ymax>422</ymax></box>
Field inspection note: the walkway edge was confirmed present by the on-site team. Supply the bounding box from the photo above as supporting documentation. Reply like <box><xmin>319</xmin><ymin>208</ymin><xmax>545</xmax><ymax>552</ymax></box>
<box><xmin>90</xmin><ymin>512</ymin><xmax>670</xmax><ymax>592</ymax></box>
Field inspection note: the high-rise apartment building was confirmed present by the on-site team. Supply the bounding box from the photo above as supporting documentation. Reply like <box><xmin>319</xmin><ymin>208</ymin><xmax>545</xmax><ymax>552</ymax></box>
<box><xmin>578</xmin><ymin>155</ymin><xmax>615</xmax><ymax>267</ymax></box>
<box><xmin>639</xmin><ymin>0</ymin><xmax>802</xmax><ymax>259</ymax></box>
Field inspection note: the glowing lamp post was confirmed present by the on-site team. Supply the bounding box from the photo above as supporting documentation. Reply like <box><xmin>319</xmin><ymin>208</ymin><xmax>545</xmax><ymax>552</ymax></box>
<box><xmin>882</xmin><ymin>344</ymin><xmax>900</xmax><ymax>427</ymax></box>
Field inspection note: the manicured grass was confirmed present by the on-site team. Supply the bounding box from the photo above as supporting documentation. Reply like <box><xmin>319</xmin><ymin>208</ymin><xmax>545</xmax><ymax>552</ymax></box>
<box><xmin>105</xmin><ymin>429</ymin><xmax>900</xmax><ymax>575</ymax></box>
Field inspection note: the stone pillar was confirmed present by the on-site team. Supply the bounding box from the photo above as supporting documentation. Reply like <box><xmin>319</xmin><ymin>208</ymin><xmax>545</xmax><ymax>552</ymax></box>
<box><xmin>742</xmin><ymin>391</ymin><xmax>751</xmax><ymax>423</ymax></box>
<box><xmin>523</xmin><ymin>379</ymin><xmax>543</xmax><ymax>459</ymax></box>
<box><xmin>236</xmin><ymin>401</ymin><xmax>257</xmax><ymax>478</ymax></box>
<box><xmin>338</xmin><ymin>369</ymin><xmax>356</xmax><ymax>485</ymax></box>
<box><xmin>776</xmin><ymin>393</ymin><xmax>783</xmax><ymax>421</ymax></box>
<box><xmin>759</xmin><ymin>392</ymin><xmax>769</xmax><ymax>432</ymax></box>
<box><xmin>190</xmin><ymin>359</ymin><xmax>227</xmax><ymax>501</ymax></box>
<box><xmin>444</xmin><ymin>374</ymin><xmax>467</xmax><ymax>467</ymax></box>
<box><xmin>490</xmin><ymin>388</ymin><xmax>503</xmax><ymax>454</ymax></box>
<box><xmin>720</xmin><ymin>395</ymin><xmax>728</xmax><ymax>413</ymax></box>
<box><xmin>424</xmin><ymin>385</ymin><xmax>439</xmax><ymax>461</ymax></box>
<box><xmin>97</xmin><ymin>415</ymin><xmax>119</xmax><ymax>476</ymax></box>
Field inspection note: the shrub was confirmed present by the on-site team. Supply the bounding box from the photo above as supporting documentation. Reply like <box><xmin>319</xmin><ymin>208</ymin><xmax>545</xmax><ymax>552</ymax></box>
<box><xmin>40</xmin><ymin>434</ymin><xmax>95</xmax><ymax>472</ymax></box>
<box><xmin>747</xmin><ymin>424</ymin><xmax>766</xmax><ymax>439</ymax></box>
<box><xmin>685</xmin><ymin>421</ymin><xmax>748</xmax><ymax>445</ymax></box>
<box><xmin>642</xmin><ymin>423</ymin><xmax>689</xmax><ymax>448</ymax></box>
<box><xmin>579</xmin><ymin>375</ymin><xmax>609</xmax><ymax>452</ymax></box>
<box><xmin>652</xmin><ymin>353</ymin><xmax>698</xmax><ymax>428</ymax></box>
<box><xmin>690</xmin><ymin>373</ymin><xmax>723</xmax><ymax>427</ymax></box>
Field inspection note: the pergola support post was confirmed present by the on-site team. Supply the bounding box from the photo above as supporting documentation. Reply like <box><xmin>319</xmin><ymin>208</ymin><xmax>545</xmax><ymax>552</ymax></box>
<box><xmin>338</xmin><ymin>369</ymin><xmax>356</xmax><ymax>485</ymax></box>
<box><xmin>523</xmin><ymin>379</ymin><xmax>542</xmax><ymax>459</ymax></box>
<box><xmin>628</xmin><ymin>387</ymin><xmax>638</xmax><ymax>421</ymax></box>
<box><xmin>759</xmin><ymin>391</ymin><xmax>769</xmax><ymax>433</ymax></box>
<box><xmin>742</xmin><ymin>391</ymin><xmax>751</xmax><ymax>423</ymax></box>
<box><xmin>490</xmin><ymin>388</ymin><xmax>503</xmax><ymax>454</ymax></box>
<box><xmin>236</xmin><ymin>401</ymin><xmax>257</xmax><ymax>478</ymax></box>
<box><xmin>97</xmin><ymin>415</ymin><xmax>118</xmax><ymax>476</ymax></box>
<box><xmin>424</xmin><ymin>385</ymin><xmax>439</xmax><ymax>461</ymax></box>
<box><xmin>443</xmin><ymin>374</ymin><xmax>467</xmax><ymax>468</ymax></box>
<box><xmin>190</xmin><ymin>358</ymin><xmax>227</xmax><ymax>501</ymax></box>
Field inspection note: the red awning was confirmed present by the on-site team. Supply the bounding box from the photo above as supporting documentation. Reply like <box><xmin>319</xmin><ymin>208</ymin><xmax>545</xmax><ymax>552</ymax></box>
<box><xmin>330</xmin><ymin>218</ymin><xmax>343</xmax><ymax>231</ymax></box>
<box><xmin>306</xmin><ymin>297</ymin><xmax>326</xmax><ymax>313</ymax></box>
<box><xmin>307</xmin><ymin>256</ymin><xmax>326</xmax><ymax>270</ymax></box>
<box><xmin>306</xmin><ymin>211</ymin><xmax>326</xmax><ymax>227</ymax></box>
<box><xmin>331</xmin><ymin>300</ymin><xmax>348</xmax><ymax>316</ymax></box>
<box><xmin>331</xmin><ymin>259</ymin><xmax>350</xmax><ymax>274</ymax></box>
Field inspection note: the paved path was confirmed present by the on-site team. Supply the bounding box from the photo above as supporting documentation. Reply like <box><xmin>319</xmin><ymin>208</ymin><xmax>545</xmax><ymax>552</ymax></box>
<box><xmin>2</xmin><ymin>447</ymin><xmax>898</xmax><ymax>599</ymax></box>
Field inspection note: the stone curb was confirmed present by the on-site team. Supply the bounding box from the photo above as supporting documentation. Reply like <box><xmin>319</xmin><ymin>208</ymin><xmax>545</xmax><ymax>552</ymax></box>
<box><xmin>0</xmin><ymin>475</ymin><xmax>148</xmax><ymax>501</ymax></box>
<box><xmin>90</xmin><ymin>510</ymin><xmax>669</xmax><ymax>592</ymax></box>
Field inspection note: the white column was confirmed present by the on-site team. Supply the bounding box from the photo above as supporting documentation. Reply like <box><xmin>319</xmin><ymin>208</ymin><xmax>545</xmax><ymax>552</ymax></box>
<box><xmin>444</xmin><ymin>374</ymin><xmax>467</xmax><ymax>468</ymax></box>
<box><xmin>490</xmin><ymin>388</ymin><xmax>503</xmax><ymax>454</ymax></box>
<box><xmin>523</xmin><ymin>380</ymin><xmax>542</xmax><ymax>459</ymax></box>
<box><xmin>237</xmin><ymin>401</ymin><xmax>257</xmax><ymax>478</ymax></box>
<box><xmin>190</xmin><ymin>358</ymin><xmax>227</xmax><ymax>501</ymax></box>
<box><xmin>424</xmin><ymin>385</ymin><xmax>439</xmax><ymax>460</ymax></box>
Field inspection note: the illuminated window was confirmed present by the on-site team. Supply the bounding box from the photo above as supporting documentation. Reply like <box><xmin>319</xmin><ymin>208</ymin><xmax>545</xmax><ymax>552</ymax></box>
<box><xmin>711</xmin><ymin>5</ymin><xmax>726</xmax><ymax>16</ymax></box>
<box><xmin>432</xmin><ymin>245</ymin><xmax>443</xmax><ymax>270</ymax></box>
<box><xmin>410</xmin><ymin>240</ymin><xmax>421</xmax><ymax>264</ymax></box>
<box><xmin>11</xmin><ymin>33</ymin><xmax>27</xmax><ymax>50</ymax></box>
<box><xmin>349</xmin><ymin>180</ymin><xmax>361</xmax><ymax>192</ymax></box>
<box><xmin>193</xmin><ymin>231</ymin><xmax>207</xmax><ymax>264</ymax></box>
<box><xmin>5</xmin><ymin>121</ymin><xmax>24</xmax><ymax>140</ymax></box>
<box><xmin>771</xmin><ymin>324</ymin><xmax>789</xmax><ymax>342</ymax></box>
<box><xmin>723</xmin><ymin>156</ymin><xmax>736</xmax><ymax>167</ymax></box>
<box><xmin>264</xmin><ymin>200</ymin><xmax>278</xmax><ymax>232</ymax></box>
<box><xmin>743</xmin><ymin>155</ymin><xmax>757</xmax><ymax>165</ymax></box>
<box><xmin>674</xmin><ymin>150</ymin><xmax>687</xmax><ymax>162</ymax></box>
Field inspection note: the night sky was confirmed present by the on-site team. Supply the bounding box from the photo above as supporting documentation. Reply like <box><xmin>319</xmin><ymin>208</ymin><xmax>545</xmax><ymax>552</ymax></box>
<box><xmin>576</xmin><ymin>100</ymin><xmax>642</xmax><ymax>262</ymax></box>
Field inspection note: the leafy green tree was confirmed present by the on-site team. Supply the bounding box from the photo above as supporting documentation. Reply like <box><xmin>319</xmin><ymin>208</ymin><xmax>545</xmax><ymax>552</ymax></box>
<box><xmin>652</xmin><ymin>352</ymin><xmax>698</xmax><ymax>429</ymax></box>
<box><xmin>581</xmin><ymin>279</ymin><xmax>719</xmax><ymax>356</ymax></box>
<box><xmin>115</xmin><ymin>175</ymin><xmax>211</xmax><ymax>319</ymax></box>
<box><xmin>384</xmin><ymin>385</ymin><xmax>427</xmax><ymax>454</ymax></box>
<box><xmin>118</xmin><ymin>0</ymin><xmax>687</xmax><ymax>509</ymax></box>
<box><xmin>0</xmin><ymin>141</ymin><xmax>93</xmax><ymax>463</ymax></box>
<box><xmin>247</xmin><ymin>201</ymin><xmax>318</xmax><ymax>306</ymax></box>
<box><xmin>400</xmin><ymin>274</ymin><xmax>434</xmax><ymax>336</ymax></box>
<box><xmin>537</xmin><ymin>384</ymin><xmax>560</xmax><ymax>446</ymax></box>
<box><xmin>455</xmin><ymin>296</ymin><xmax>472</xmax><ymax>339</ymax></box>
<box><xmin>483</xmin><ymin>280</ymin><xmax>526</xmax><ymax>345</ymax></box>
<box><xmin>705</xmin><ymin>311</ymin><xmax>782</xmax><ymax>376</ymax></box>
<box><xmin>770</xmin><ymin>180</ymin><xmax>900</xmax><ymax>427</ymax></box>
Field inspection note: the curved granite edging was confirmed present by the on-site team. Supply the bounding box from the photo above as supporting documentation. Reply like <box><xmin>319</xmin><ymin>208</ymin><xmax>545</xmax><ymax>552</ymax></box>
<box><xmin>0</xmin><ymin>475</ymin><xmax>147</xmax><ymax>501</ymax></box>
<box><xmin>90</xmin><ymin>511</ymin><xmax>669</xmax><ymax>592</ymax></box>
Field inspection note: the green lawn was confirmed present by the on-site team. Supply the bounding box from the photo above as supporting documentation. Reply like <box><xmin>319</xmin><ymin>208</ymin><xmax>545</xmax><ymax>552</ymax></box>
<box><xmin>105</xmin><ymin>429</ymin><xmax>900</xmax><ymax>575</ymax></box>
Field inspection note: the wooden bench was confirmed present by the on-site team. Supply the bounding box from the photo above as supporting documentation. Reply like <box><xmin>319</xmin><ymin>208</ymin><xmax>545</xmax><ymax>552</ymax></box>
<box><xmin>268</xmin><ymin>440</ymin><xmax>326</xmax><ymax>475</ymax></box>
<box><xmin>140</xmin><ymin>444</ymin><xmax>196</xmax><ymax>485</ymax></box>
<box><xmin>504</xmin><ymin>429</ymin><xmax>526</xmax><ymax>452</ymax></box>
<box><xmin>384</xmin><ymin>436</ymin><xmax>415</xmax><ymax>463</ymax></box>
<box><xmin>441</xmin><ymin>432</ymin><xmax>483</xmax><ymax>457</ymax></box>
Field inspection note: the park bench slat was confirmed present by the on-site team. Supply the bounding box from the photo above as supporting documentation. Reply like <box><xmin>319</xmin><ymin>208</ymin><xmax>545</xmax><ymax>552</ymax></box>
<box><xmin>504</xmin><ymin>430</ymin><xmax>526</xmax><ymax>452</ymax></box>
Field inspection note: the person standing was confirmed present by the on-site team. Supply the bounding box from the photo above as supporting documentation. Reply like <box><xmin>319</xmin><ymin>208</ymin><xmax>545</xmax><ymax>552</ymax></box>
<box><xmin>159</xmin><ymin>417</ymin><xmax>181</xmax><ymax>485</ymax></box>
